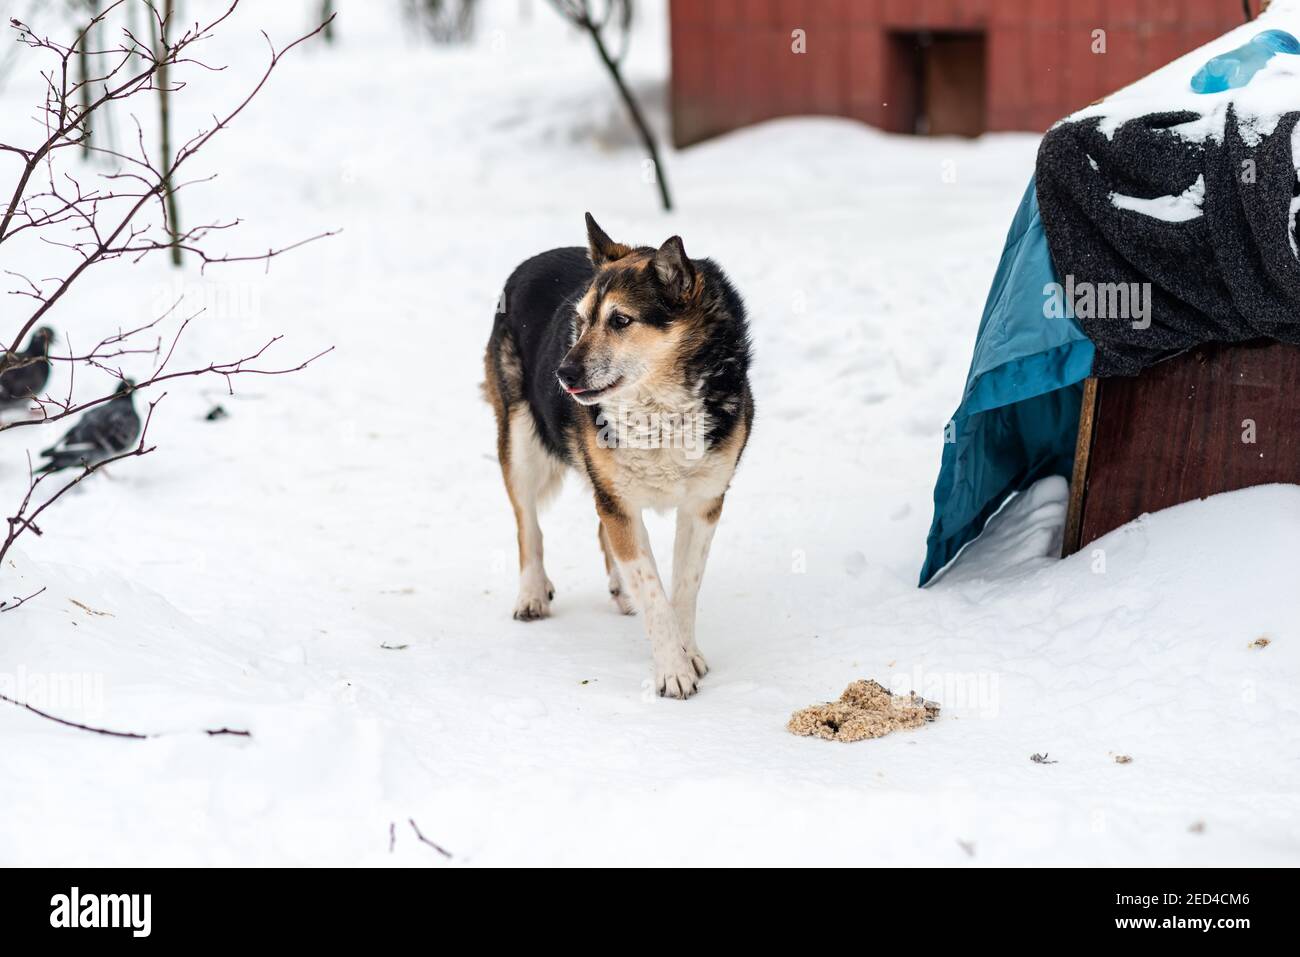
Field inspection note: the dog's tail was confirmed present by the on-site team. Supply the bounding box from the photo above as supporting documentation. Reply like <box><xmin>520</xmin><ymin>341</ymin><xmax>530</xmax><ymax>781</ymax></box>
<box><xmin>482</xmin><ymin>324</ymin><xmax>524</xmax><ymax>413</ymax></box>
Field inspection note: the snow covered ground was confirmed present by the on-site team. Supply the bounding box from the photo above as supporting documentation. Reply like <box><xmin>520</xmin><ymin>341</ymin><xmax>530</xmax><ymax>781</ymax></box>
<box><xmin>1</xmin><ymin>0</ymin><xmax>1297</xmax><ymax>866</ymax></box>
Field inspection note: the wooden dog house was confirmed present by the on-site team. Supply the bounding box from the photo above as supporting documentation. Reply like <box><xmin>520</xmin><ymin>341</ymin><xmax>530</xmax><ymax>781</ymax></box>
<box><xmin>1062</xmin><ymin>341</ymin><xmax>1300</xmax><ymax>555</ymax></box>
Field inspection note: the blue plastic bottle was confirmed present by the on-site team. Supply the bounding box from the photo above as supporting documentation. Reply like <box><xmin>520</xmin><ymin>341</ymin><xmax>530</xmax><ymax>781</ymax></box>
<box><xmin>1191</xmin><ymin>29</ymin><xmax>1300</xmax><ymax>94</ymax></box>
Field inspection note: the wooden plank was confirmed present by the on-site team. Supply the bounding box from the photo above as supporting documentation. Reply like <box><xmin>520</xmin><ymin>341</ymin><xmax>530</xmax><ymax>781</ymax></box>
<box><xmin>1061</xmin><ymin>376</ymin><xmax>1097</xmax><ymax>557</ymax></box>
<box><xmin>1076</xmin><ymin>340</ymin><xmax>1300</xmax><ymax>550</ymax></box>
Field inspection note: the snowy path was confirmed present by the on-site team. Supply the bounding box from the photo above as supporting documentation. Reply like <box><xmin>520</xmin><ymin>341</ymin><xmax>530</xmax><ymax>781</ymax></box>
<box><xmin>1</xmin><ymin>1</ymin><xmax>1296</xmax><ymax>866</ymax></box>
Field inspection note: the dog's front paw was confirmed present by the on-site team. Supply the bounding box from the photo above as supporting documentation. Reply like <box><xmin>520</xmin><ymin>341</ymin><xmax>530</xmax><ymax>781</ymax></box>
<box><xmin>655</xmin><ymin>649</ymin><xmax>707</xmax><ymax>699</ymax></box>
<box><xmin>512</xmin><ymin>579</ymin><xmax>553</xmax><ymax>621</ymax></box>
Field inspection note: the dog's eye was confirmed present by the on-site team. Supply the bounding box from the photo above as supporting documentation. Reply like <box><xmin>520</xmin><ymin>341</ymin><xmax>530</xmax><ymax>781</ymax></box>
<box><xmin>610</xmin><ymin>313</ymin><xmax>633</xmax><ymax>329</ymax></box>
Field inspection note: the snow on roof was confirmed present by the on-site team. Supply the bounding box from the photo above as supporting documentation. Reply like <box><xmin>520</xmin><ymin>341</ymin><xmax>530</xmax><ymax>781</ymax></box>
<box><xmin>1064</xmin><ymin>0</ymin><xmax>1300</xmax><ymax>146</ymax></box>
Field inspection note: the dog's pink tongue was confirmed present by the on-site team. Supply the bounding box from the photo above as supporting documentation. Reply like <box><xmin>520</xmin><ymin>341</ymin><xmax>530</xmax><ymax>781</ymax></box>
<box><xmin>565</xmin><ymin>385</ymin><xmax>587</xmax><ymax>395</ymax></box>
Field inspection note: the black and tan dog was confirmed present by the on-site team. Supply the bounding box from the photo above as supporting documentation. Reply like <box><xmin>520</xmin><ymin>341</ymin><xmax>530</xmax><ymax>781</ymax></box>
<box><xmin>483</xmin><ymin>214</ymin><xmax>753</xmax><ymax>698</ymax></box>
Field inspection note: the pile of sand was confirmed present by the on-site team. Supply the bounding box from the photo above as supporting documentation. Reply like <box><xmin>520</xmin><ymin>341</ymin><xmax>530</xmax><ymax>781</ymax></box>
<box><xmin>787</xmin><ymin>680</ymin><xmax>939</xmax><ymax>743</ymax></box>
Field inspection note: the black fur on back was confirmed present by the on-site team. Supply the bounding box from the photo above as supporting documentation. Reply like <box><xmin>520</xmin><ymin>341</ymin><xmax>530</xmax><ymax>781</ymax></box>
<box><xmin>487</xmin><ymin>246</ymin><xmax>590</xmax><ymax>463</ymax></box>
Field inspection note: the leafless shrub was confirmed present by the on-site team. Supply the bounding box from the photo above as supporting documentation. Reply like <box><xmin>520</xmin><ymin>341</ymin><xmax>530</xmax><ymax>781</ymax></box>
<box><xmin>0</xmin><ymin>0</ymin><xmax>337</xmax><ymax>584</ymax></box>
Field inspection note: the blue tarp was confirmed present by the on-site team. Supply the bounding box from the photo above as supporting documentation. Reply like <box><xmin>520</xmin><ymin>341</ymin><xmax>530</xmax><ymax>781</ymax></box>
<box><xmin>919</xmin><ymin>177</ymin><xmax>1095</xmax><ymax>585</ymax></box>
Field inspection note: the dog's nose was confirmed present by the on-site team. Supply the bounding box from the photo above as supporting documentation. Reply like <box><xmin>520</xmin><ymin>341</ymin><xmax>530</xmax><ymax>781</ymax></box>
<box><xmin>556</xmin><ymin>360</ymin><xmax>584</xmax><ymax>392</ymax></box>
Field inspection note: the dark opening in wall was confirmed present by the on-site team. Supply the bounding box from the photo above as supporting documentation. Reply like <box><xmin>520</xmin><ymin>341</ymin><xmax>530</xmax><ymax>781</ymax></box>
<box><xmin>889</xmin><ymin>31</ymin><xmax>988</xmax><ymax>137</ymax></box>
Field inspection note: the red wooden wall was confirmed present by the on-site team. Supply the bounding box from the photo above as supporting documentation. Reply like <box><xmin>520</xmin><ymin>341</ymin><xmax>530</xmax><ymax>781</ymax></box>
<box><xmin>669</xmin><ymin>0</ymin><xmax>1251</xmax><ymax>146</ymax></box>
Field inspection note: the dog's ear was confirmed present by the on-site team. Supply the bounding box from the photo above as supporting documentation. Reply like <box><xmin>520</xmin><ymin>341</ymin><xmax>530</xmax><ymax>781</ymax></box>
<box><xmin>585</xmin><ymin>212</ymin><xmax>630</xmax><ymax>267</ymax></box>
<box><xmin>653</xmin><ymin>235</ymin><xmax>695</xmax><ymax>302</ymax></box>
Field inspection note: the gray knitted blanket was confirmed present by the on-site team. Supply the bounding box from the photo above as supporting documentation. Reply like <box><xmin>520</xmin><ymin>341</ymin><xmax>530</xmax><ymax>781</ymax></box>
<box><xmin>1036</xmin><ymin>106</ymin><xmax>1300</xmax><ymax>376</ymax></box>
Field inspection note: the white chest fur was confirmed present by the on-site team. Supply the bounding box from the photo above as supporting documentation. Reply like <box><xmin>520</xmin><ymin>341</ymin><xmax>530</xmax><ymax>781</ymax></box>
<box><xmin>595</xmin><ymin>386</ymin><xmax>730</xmax><ymax>510</ymax></box>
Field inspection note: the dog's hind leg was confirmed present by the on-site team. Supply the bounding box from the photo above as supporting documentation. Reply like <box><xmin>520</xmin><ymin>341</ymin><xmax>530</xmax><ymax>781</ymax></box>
<box><xmin>598</xmin><ymin>521</ymin><xmax>635</xmax><ymax>615</ymax></box>
<box><xmin>485</xmin><ymin>332</ymin><xmax>563</xmax><ymax>622</ymax></box>
<box><xmin>502</xmin><ymin>406</ymin><xmax>563</xmax><ymax>621</ymax></box>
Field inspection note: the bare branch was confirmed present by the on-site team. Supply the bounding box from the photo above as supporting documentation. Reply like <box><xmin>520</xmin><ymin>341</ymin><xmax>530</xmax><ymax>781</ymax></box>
<box><xmin>408</xmin><ymin>818</ymin><xmax>454</xmax><ymax>859</ymax></box>
<box><xmin>0</xmin><ymin>689</ymin><xmax>251</xmax><ymax>739</ymax></box>
<box><xmin>0</xmin><ymin>586</ymin><xmax>46</xmax><ymax>612</ymax></box>
<box><xmin>1</xmin><ymin>3</ymin><xmax>336</xmax><ymax>360</ymax></box>
<box><xmin>545</xmin><ymin>0</ymin><xmax>670</xmax><ymax>210</ymax></box>
<box><xmin>2</xmin><ymin>322</ymin><xmax>334</xmax><ymax>434</ymax></box>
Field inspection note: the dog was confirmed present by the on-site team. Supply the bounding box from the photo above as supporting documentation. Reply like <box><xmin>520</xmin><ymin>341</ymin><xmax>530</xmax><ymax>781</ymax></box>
<box><xmin>483</xmin><ymin>214</ymin><xmax>754</xmax><ymax>698</ymax></box>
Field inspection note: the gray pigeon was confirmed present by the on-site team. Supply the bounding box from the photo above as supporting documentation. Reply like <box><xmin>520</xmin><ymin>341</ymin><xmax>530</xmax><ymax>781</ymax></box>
<box><xmin>38</xmin><ymin>379</ymin><xmax>141</xmax><ymax>474</ymax></box>
<box><xmin>0</xmin><ymin>326</ymin><xmax>56</xmax><ymax>409</ymax></box>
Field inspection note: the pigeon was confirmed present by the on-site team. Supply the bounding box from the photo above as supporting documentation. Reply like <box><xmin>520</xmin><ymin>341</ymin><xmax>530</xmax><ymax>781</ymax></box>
<box><xmin>38</xmin><ymin>379</ymin><xmax>141</xmax><ymax>474</ymax></box>
<box><xmin>0</xmin><ymin>326</ymin><xmax>56</xmax><ymax>409</ymax></box>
